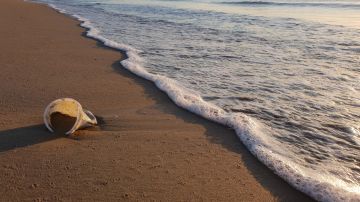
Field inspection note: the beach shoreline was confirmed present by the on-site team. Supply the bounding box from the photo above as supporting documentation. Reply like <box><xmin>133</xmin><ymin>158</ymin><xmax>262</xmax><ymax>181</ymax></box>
<box><xmin>0</xmin><ymin>0</ymin><xmax>314</xmax><ymax>201</ymax></box>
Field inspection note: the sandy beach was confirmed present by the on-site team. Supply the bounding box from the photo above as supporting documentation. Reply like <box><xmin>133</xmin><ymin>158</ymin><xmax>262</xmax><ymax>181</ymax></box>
<box><xmin>0</xmin><ymin>0</ymin><xmax>314</xmax><ymax>201</ymax></box>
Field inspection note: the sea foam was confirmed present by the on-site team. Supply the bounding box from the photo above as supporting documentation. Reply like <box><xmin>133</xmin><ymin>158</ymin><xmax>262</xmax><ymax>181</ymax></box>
<box><xmin>39</xmin><ymin>2</ymin><xmax>360</xmax><ymax>201</ymax></box>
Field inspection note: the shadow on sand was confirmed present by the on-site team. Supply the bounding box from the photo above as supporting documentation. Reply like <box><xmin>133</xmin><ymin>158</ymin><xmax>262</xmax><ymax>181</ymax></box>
<box><xmin>0</xmin><ymin>125</ymin><xmax>60</xmax><ymax>153</ymax></box>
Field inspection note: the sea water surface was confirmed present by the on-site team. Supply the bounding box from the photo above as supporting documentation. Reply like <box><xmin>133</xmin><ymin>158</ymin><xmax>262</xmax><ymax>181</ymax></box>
<box><xmin>33</xmin><ymin>0</ymin><xmax>360</xmax><ymax>201</ymax></box>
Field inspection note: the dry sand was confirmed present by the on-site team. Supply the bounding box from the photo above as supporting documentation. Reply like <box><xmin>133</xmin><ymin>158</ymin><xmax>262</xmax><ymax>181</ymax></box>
<box><xmin>0</xmin><ymin>0</ymin><xmax>314</xmax><ymax>201</ymax></box>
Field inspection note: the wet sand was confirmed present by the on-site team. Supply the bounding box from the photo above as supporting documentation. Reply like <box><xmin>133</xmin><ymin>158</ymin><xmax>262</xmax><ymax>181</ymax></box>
<box><xmin>0</xmin><ymin>0</ymin><xmax>314</xmax><ymax>201</ymax></box>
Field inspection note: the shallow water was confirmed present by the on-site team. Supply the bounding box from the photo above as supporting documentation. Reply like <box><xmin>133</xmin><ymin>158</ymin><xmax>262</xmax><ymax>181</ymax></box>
<box><xmin>34</xmin><ymin>0</ymin><xmax>360</xmax><ymax>201</ymax></box>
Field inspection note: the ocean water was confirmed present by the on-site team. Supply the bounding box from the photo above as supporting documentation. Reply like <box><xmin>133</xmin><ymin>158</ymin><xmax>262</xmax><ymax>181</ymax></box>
<box><xmin>33</xmin><ymin>0</ymin><xmax>360</xmax><ymax>201</ymax></box>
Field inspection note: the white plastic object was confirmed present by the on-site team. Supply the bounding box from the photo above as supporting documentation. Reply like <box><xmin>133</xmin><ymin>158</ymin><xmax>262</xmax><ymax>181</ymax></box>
<box><xmin>44</xmin><ymin>98</ymin><xmax>97</xmax><ymax>135</ymax></box>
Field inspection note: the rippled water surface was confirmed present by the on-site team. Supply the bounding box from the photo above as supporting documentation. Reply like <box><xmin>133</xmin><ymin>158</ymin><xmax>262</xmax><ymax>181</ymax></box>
<box><xmin>35</xmin><ymin>0</ymin><xmax>360</xmax><ymax>200</ymax></box>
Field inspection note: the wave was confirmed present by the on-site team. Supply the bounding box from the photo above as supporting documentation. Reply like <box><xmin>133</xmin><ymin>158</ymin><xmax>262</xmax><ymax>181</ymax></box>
<box><xmin>32</xmin><ymin>1</ymin><xmax>360</xmax><ymax>201</ymax></box>
<box><xmin>220</xmin><ymin>1</ymin><xmax>360</xmax><ymax>8</ymax></box>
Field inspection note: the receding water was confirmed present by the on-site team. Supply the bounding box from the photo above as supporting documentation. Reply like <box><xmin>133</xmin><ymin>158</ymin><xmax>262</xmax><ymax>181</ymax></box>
<box><xmin>34</xmin><ymin>0</ymin><xmax>360</xmax><ymax>201</ymax></box>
